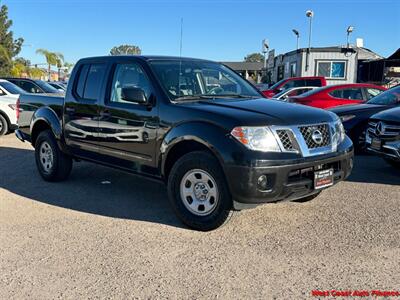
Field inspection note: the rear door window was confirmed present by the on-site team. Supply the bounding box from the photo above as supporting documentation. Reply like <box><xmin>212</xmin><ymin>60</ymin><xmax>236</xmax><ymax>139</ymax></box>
<box><xmin>20</xmin><ymin>81</ymin><xmax>42</xmax><ymax>93</ymax></box>
<box><xmin>365</xmin><ymin>88</ymin><xmax>383</xmax><ymax>100</ymax></box>
<box><xmin>74</xmin><ymin>63</ymin><xmax>106</xmax><ymax>100</ymax></box>
<box><xmin>329</xmin><ymin>88</ymin><xmax>363</xmax><ymax>100</ymax></box>
<box><xmin>282</xmin><ymin>79</ymin><xmax>304</xmax><ymax>90</ymax></box>
<box><xmin>304</xmin><ymin>79</ymin><xmax>322</xmax><ymax>87</ymax></box>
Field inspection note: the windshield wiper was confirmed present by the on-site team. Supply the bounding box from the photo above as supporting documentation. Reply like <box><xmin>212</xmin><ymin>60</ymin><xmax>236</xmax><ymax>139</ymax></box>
<box><xmin>207</xmin><ymin>94</ymin><xmax>259</xmax><ymax>98</ymax></box>
<box><xmin>174</xmin><ymin>94</ymin><xmax>258</xmax><ymax>101</ymax></box>
<box><xmin>174</xmin><ymin>95</ymin><xmax>217</xmax><ymax>101</ymax></box>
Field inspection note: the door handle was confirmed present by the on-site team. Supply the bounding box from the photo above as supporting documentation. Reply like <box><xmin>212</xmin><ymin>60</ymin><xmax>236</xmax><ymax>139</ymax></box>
<box><xmin>65</xmin><ymin>107</ymin><xmax>75</xmax><ymax>113</ymax></box>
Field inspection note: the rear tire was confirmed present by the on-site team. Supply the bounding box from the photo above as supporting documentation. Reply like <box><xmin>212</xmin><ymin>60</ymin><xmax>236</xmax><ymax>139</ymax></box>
<box><xmin>0</xmin><ymin>114</ymin><xmax>8</xmax><ymax>136</ymax></box>
<box><xmin>167</xmin><ymin>151</ymin><xmax>234</xmax><ymax>231</ymax></box>
<box><xmin>35</xmin><ymin>130</ymin><xmax>72</xmax><ymax>182</ymax></box>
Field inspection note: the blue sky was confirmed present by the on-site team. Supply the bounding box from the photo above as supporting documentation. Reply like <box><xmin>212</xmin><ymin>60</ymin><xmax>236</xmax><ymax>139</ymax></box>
<box><xmin>4</xmin><ymin>0</ymin><xmax>400</xmax><ymax>66</ymax></box>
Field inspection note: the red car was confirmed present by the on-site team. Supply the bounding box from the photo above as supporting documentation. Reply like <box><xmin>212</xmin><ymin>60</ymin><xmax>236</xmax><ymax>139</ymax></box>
<box><xmin>289</xmin><ymin>83</ymin><xmax>387</xmax><ymax>109</ymax></box>
<box><xmin>261</xmin><ymin>76</ymin><xmax>327</xmax><ymax>98</ymax></box>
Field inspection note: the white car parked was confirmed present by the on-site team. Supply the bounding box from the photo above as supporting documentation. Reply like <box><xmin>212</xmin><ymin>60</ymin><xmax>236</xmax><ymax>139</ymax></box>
<box><xmin>0</xmin><ymin>79</ymin><xmax>25</xmax><ymax>136</ymax></box>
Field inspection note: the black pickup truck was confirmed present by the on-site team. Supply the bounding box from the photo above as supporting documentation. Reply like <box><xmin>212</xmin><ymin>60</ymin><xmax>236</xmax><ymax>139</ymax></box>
<box><xmin>16</xmin><ymin>56</ymin><xmax>354</xmax><ymax>230</ymax></box>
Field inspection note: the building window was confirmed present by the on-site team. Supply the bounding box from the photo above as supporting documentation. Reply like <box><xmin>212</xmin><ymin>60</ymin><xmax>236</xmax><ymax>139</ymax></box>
<box><xmin>277</xmin><ymin>65</ymin><xmax>284</xmax><ymax>81</ymax></box>
<box><xmin>317</xmin><ymin>61</ymin><xmax>346</xmax><ymax>79</ymax></box>
<box><xmin>290</xmin><ymin>63</ymin><xmax>296</xmax><ymax>77</ymax></box>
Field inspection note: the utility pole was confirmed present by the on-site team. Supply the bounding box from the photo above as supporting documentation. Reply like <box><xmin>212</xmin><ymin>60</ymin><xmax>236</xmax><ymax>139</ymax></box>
<box><xmin>305</xmin><ymin>10</ymin><xmax>314</xmax><ymax>72</ymax></box>
<box><xmin>292</xmin><ymin>29</ymin><xmax>300</xmax><ymax>50</ymax></box>
<box><xmin>262</xmin><ymin>39</ymin><xmax>269</xmax><ymax>81</ymax></box>
<box><xmin>346</xmin><ymin>26</ymin><xmax>354</xmax><ymax>48</ymax></box>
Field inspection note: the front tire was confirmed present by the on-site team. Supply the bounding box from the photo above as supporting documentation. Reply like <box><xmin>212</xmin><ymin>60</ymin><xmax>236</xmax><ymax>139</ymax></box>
<box><xmin>35</xmin><ymin>130</ymin><xmax>73</xmax><ymax>182</ymax></box>
<box><xmin>167</xmin><ymin>151</ymin><xmax>234</xmax><ymax>231</ymax></box>
<box><xmin>0</xmin><ymin>114</ymin><xmax>8</xmax><ymax>136</ymax></box>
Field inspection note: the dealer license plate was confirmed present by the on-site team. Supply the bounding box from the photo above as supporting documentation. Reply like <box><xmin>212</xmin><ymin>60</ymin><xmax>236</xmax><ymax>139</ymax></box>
<box><xmin>314</xmin><ymin>168</ymin><xmax>334</xmax><ymax>190</ymax></box>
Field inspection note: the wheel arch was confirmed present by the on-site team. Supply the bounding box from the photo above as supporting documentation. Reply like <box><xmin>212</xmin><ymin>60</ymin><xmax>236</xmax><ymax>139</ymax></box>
<box><xmin>160</xmin><ymin>122</ymin><xmax>232</xmax><ymax>181</ymax></box>
<box><xmin>30</xmin><ymin>107</ymin><xmax>62</xmax><ymax>146</ymax></box>
<box><xmin>0</xmin><ymin>109</ymin><xmax>11</xmax><ymax>129</ymax></box>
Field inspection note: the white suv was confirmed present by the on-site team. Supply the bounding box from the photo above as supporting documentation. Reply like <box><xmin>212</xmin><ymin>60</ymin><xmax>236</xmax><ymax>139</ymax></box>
<box><xmin>0</xmin><ymin>79</ymin><xmax>25</xmax><ymax>136</ymax></box>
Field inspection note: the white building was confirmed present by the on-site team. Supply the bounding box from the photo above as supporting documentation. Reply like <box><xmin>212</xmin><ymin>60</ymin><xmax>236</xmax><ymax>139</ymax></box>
<box><xmin>267</xmin><ymin>46</ymin><xmax>382</xmax><ymax>85</ymax></box>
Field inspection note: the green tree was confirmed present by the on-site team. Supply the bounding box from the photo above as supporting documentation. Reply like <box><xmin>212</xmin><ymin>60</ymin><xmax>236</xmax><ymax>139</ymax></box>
<box><xmin>244</xmin><ymin>53</ymin><xmax>264</xmax><ymax>63</ymax></box>
<box><xmin>0</xmin><ymin>4</ymin><xmax>24</xmax><ymax>76</ymax></box>
<box><xmin>29</xmin><ymin>67</ymin><xmax>44</xmax><ymax>79</ymax></box>
<box><xmin>55</xmin><ymin>53</ymin><xmax>64</xmax><ymax>79</ymax></box>
<box><xmin>36</xmin><ymin>49</ymin><xmax>64</xmax><ymax>80</ymax></box>
<box><xmin>63</xmin><ymin>62</ymin><xmax>74</xmax><ymax>76</ymax></box>
<box><xmin>110</xmin><ymin>44</ymin><xmax>141</xmax><ymax>55</ymax></box>
<box><xmin>10</xmin><ymin>61</ymin><xmax>25</xmax><ymax>77</ymax></box>
<box><xmin>11</xmin><ymin>57</ymin><xmax>32</xmax><ymax>77</ymax></box>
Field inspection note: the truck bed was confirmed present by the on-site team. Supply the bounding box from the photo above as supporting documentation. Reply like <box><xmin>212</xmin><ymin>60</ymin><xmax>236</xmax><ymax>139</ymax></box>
<box><xmin>18</xmin><ymin>93</ymin><xmax>64</xmax><ymax>139</ymax></box>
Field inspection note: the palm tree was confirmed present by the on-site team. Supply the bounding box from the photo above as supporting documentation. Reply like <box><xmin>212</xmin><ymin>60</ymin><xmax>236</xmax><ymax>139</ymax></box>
<box><xmin>55</xmin><ymin>53</ymin><xmax>64</xmax><ymax>80</ymax></box>
<box><xmin>63</xmin><ymin>62</ymin><xmax>74</xmax><ymax>78</ymax></box>
<box><xmin>35</xmin><ymin>49</ymin><xmax>59</xmax><ymax>80</ymax></box>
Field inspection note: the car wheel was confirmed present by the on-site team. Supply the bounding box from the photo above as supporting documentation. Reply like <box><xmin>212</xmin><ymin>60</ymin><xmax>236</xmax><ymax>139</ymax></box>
<box><xmin>293</xmin><ymin>191</ymin><xmax>321</xmax><ymax>203</ymax></box>
<box><xmin>35</xmin><ymin>130</ymin><xmax>73</xmax><ymax>182</ymax></box>
<box><xmin>168</xmin><ymin>151</ymin><xmax>234</xmax><ymax>231</ymax></box>
<box><xmin>0</xmin><ymin>114</ymin><xmax>8</xmax><ymax>136</ymax></box>
<box><xmin>384</xmin><ymin>158</ymin><xmax>400</xmax><ymax>169</ymax></box>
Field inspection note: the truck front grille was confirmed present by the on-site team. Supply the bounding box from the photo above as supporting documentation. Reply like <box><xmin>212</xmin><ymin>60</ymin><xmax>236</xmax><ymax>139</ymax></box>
<box><xmin>276</xmin><ymin>130</ymin><xmax>295</xmax><ymax>151</ymax></box>
<box><xmin>298</xmin><ymin>124</ymin><xmax>330</xmax><ymax>149</ymax></box>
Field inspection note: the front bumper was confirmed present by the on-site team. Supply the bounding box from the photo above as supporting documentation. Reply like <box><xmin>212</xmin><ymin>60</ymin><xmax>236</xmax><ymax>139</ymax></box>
<box><xmin>366</xmin><ymin>137</ymin><xmax>400</xmax><ymax>162</ymax></box>
<box><xmin>225</xmin><ymin>141</ymin><xmax>354</xmax><ymax>209</ymax></box>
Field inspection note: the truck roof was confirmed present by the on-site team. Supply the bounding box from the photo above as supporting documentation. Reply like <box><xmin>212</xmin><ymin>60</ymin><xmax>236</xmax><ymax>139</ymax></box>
<box><xmin>77</xmin><ymin>55</ymin><xmax>214</xmax><ymax>64</ymax></box>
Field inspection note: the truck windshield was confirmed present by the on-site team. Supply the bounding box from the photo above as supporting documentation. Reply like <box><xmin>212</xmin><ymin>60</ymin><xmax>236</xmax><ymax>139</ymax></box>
<box><xmin>149</xmin><ymin>60</ymin><xmax>261</xmax><ymax>101</ymax></box>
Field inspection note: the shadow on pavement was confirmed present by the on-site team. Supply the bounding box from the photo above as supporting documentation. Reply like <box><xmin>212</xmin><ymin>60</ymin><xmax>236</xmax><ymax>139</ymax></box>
<box><xmin>0</xmin><ymin>147</ymin><xmax>185</xmax><ymax>229</ymax></box>
<box><xmin>0</xmin><ymin>147</ymin><xmax>398</xmax><ymax>229</ymax></box>
<box><xmin>346</xmin><ymin>153</ymin><xmax>399</xmax><ymax>185</ymax></box>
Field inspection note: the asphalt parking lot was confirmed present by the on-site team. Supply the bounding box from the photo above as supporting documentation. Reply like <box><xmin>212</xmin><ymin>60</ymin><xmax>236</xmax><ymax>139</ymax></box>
<box><xmin>0</xmin><ymin>134</ymin><xmax>399</xmax><ymax>299</ymax></box>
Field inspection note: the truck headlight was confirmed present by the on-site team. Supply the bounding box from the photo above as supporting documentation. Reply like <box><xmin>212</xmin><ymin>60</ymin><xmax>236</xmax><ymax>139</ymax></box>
<box><xmin>332</xmin><ymin>119</ymin><xmax>345</xmax><ymax>148</ymax></box>
<box><xmin>231</xmin><ymin>126</ymin><xmax>281</xmax><ymax>152</ymax></box>
<box><xmin>340</xmin><ymin>114</ymin><xmax>355</xmax><ymax>122</ymax></box>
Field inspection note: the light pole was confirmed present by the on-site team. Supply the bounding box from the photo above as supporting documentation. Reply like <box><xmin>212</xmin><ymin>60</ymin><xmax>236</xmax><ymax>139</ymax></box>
<box><xmin>262</xmin><ymin>39</ymin><xmax>269</xmax><ymax>80</ymax></box>
<box><xmin>292</xmin><ymin>29</ymin><xmax>300</xmax><ymax>50</ymax></box>
<box><xmin>305</xmin><ymin>10</ymin><xmax>314</xmax><ymax>71</ymax></box>
<box><xmin>346</xmin><ymin>26</ymin><xmax>354</xmax><ymax>48</ymax></box>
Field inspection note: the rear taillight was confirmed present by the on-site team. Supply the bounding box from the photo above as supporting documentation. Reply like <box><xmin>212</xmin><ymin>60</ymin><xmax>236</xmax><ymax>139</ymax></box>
<box><xmin>16</xmin><ymin>98</ymin><xmax>20</xmax><ymax>120</ymax></box>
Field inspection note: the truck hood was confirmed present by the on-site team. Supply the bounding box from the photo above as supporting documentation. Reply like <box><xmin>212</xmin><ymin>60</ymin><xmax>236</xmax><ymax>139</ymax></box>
<box><xmin>370</xmin><ymin>107</ymin><xmax>400</xmax><ymax>123</ymax></box>
<box><xmin>182</xmin><ymin>98</ymin><xmax>337</xmax><ymax>126</ymax></box>
<box><xmin>329</xmin><ymin>103</ymin><xmax>385</xmax><ymax>115</ymax></box>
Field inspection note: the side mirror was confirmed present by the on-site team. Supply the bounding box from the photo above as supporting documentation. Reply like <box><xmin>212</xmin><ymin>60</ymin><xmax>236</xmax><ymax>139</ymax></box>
<box><xmin>121</xmin><ymin>87</ymin><xmax>147</xmax><ymax>104</ymax></box>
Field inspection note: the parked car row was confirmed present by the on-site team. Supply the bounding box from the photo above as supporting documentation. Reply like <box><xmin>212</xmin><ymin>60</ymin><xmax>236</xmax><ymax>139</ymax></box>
<box><xmin>0</xmin><ymin>79</ymin><xmax>25</xmax><ymax>135</ymax></box>
<box><xmin>0</xmin><ymin>78</ymin><xmax>66</xmax><ymax>136</ymax></box>
<box><xmin>330</xmin><ymin>86</ymin><xmax>400</xmax><ymax>152</ymax></box>
<box><xmin>260</xmin><ymin>76</ymin><xmax>327</xmax><ymax>98</ymax></box>
<box><xmin>255</xmin><ymin>77</ymin><xmax>396</xmax><ymax>157</ymax></box>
